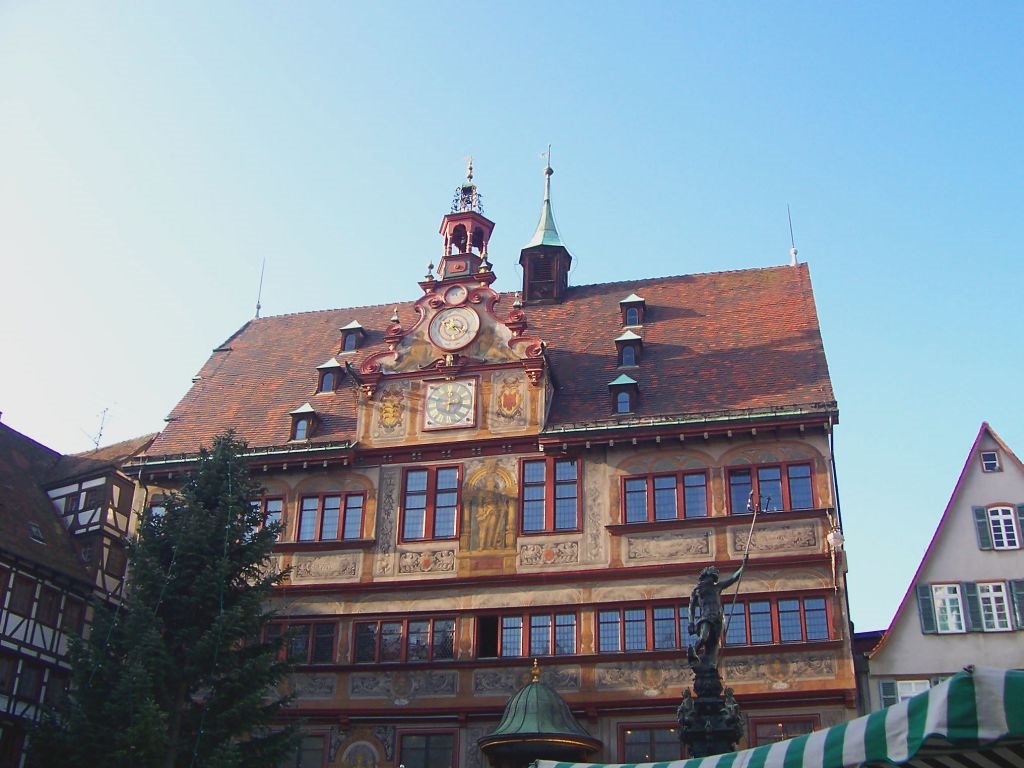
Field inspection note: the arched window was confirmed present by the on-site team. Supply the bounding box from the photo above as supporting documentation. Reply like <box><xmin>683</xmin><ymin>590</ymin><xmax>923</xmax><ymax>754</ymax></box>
<box><xmin>616</xmin><ymin>391</ymin><xmax>632</xmax><ymax>413</ymax></box>
<box><xmin>342</xmin><ymin>333</ymin><xmax>357</xmax><ymax>352</ymax></box>
<box><xmin>293</xmin><ymin>417</ymin><xmax>310</xmax><ymax>441</ymax></box>
<box><xmin>625</xmin><ymin>307</ymin><xmax>640</xmax><ymax>326</ymax></box>
<box><xmin>620</xmin><ymin>346</ymin><xmax>637</xmax><ymax>367</ymax></box>
<box><xmin>319</xmin><ymin>371</ymin><xmax>336</xmax><ymax>392</ymax></box>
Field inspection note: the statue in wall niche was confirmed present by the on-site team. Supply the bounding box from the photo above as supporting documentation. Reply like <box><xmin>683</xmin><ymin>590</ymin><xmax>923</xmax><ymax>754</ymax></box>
<box><xmin>471</xmin><ymin>470</ymin><xmax>512</xmax><ymax>550</ymax></box>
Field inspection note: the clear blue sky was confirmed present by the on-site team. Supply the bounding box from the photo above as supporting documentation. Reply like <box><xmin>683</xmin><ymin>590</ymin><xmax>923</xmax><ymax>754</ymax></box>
<box><xmin>2</xmin><ymin>2</ymin><xmax>1021</xmax><ymax>632</ymax></box>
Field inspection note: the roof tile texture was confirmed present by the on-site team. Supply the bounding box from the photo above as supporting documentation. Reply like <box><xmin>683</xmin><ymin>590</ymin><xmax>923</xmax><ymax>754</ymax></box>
<box><xmin>150</xmin><ymin>264</ymin><xmax>834</xmax><ymax>455</ymax></box>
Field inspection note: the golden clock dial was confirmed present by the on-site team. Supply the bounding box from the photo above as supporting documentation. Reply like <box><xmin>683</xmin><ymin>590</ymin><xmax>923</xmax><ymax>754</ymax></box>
<box><xmin>424</xmin><ymin>380</ymin><xmax>475</xmax><ymax>429</ymax></box>
<box><xmin>428</xmin><ymin>307</ymin><xmax>480</xmax><ymax>351</ymax></box>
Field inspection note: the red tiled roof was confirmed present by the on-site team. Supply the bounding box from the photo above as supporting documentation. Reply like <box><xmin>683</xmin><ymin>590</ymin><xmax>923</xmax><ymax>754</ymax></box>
<box><xmin>0</xmin><ymin>423</ymin><xmax>88</xmax><ymax>582</ymax></box>
<box><xmin>149</xmin><ymin>264</ymin><xmax>835</xmax><ymax>456</ymax></box>
<box><xmin>49</xmin><ymin>433</ymin><xmax>157</xmax><ymax>484</ymax></box>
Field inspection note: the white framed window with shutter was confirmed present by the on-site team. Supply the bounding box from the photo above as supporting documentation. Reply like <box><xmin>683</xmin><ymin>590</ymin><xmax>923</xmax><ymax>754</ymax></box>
<box><xmin>973</xmin><ymin>505</ymin><xmax>1022</xmax><ymax>550</ymax></box>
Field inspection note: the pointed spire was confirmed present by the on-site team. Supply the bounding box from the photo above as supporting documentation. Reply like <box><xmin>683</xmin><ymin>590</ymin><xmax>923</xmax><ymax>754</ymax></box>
<box><xmin>524</xmin><ymin>145</ymin><xmax>565</xmax><ymax>249</ymax></box>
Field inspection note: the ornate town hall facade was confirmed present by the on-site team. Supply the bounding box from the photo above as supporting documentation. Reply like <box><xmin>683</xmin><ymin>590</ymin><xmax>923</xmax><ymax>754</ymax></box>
<box><xmin>132</xmin><ymin>165</ymin><xmax>855</xmax><ymax>768</ymax></box>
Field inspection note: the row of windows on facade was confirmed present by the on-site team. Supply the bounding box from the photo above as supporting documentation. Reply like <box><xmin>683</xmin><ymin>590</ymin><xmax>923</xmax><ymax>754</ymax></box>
<box><xmin>0</xmin><ymin>568</ymin><xmax>86</xmax><ymax>634</ymax></box>
<box><xmin>266</xmin><ymin>595</ymin><xmax>831</xmax><ymax>665</ymax></box>
<box><xmin>282</xmin><ymin>716</ymin><xmax>815</xmax><ymax>768</ymax></box>
<box><xmin>243</xmin><ymin>459</ymin><xmax>818</xmax><ymax>544</ymax></box>
<box><xmin>916</xmin><ymin>579</ymin><xmax>1024</xmax><ymax>634</ymax></box>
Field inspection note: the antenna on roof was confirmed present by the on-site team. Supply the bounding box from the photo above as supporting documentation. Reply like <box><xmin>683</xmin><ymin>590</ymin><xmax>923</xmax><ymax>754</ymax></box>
<box><xmin>255</xmin><ymin>256</ymin><xmax>266</xmax><ymax>318</ymax></box>
<box><xmin>787</xmin><ymin>205</ymin><xmax>798</xmax><ymax>266</ymax></box>
<box><xmin>87</xmin><ymin>407</ymin><xmax>109</xmax><ymax>451</ymax></box>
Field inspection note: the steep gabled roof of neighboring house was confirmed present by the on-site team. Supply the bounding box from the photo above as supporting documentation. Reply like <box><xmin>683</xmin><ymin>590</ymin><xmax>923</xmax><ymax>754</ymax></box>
<box><xmin>148</xmin><ymin>264</ymin><xmax>835</xmax><ymax>456</ymax></box>
<box><xmin>0</xmin><ymin>422</ymin><xmax>87</xmax><ymax>582</ymax></box>
<box><xmin>869</xmin><ymin>422</ymin><xmax>1022</xmax><ymax>658</ymax></box>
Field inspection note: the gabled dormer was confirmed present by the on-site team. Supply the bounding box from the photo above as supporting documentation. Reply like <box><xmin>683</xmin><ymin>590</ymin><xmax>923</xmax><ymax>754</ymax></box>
<box><xmin>615</xmin><ymin>330</ymin><xmax>643</xmax><ymax>367</ymax></box>
<box><xmin>619</xmin><ymin>293</ymin><xmax>646</xmax><ymax>326</ymax></box>
<box><xmin>608</xmin><ymin>374</ymin><xmax>639</xmax><ymax>414</ymax></box>
<box><xmin>339</xmin><ymin>321</ymin><xmax>365</xmax><ymax>353</ymax></box>
<box><xmin>316</xmin><ymin>358</ymin><xmax>343</xmax><ymax>393</ymax></box>
<box><xmin>520</xmin><ymin>155</ymin><xmax>572</xmax><ymax>304</ymax></box>
<box><xmin>289</xmin><ymin>402</ymin><xmax>317</xmax><ymax>441</ymax></box>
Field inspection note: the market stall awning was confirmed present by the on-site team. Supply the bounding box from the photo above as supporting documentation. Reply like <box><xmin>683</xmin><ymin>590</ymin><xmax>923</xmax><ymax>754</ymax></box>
<box><xmin>535</xmin><ymin>666</ymin><xmax>1023</xmax><ymax>768</ymax></box>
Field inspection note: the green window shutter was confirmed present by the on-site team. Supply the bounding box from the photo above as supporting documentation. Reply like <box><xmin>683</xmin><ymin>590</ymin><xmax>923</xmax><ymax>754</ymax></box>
<box><xmin>1009</xmin><ymin>579</ymin><xmax>1024</xmax><ymax>630</ymax></box>
<box><xmin>880</xmin><ymin>680</ymin><xmax>898</xmax><ymax>708</ymax></box>
<box><xmin>973</xmin><ymin>506</ymin><xmax>993</xmax><ymax>550</ymax></box>
<box><xmin>916</xmin><ymin>585</ymin><xmax>937</xmax><ymax>634</ymax></box>
<box><xmin>963</xmin><ymin>582</ymin><xmax>983</xmax><ymax>632</ymax></box>
<box><xmin>1016</xmin><ymin>504</ymin><xmax>1024</xmax><ymax>539</ymax></box>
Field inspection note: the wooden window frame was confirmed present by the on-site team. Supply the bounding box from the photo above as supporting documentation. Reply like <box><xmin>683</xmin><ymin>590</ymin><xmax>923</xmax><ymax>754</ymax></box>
<box><xmin>619</xmin><ymin>723</ymin><xmax>681</xmax><ymax>763</ymax></box>
<box><xmin>297</xmin><ymin>492</ymin><xmax>365</xmax><ymax>542</ymax></box>
<box><xmin>401</xmin><ymin>466</ymin><xmax>461</xmax><ymax>542</ymax></box>
<box><xmin>930</xmin><ymin>584</ymin><xmax>966</xmax><ymax>633</ymax></box>
<box><xmin>9</xmin><ymin>574</ymin><xmax>35</xmax><ymax>617</ymax></box>
<box><xmin>727</xmin><ymin>461</ymin><xmax>815</xmax><ymax>514</ymax></box>
<box><xmin>266</xmin><ymin>621</ymin><xmax>337</xmax><ymax>664</ymax></box>
<box><xmin>621</xmin><ymin>471</ymin><xmax>708</xmax><ymax>523</ymax></box>
<box><xmin>619</xmin><ymin>343</ymin><xmax>640</xmax><ymax>367</ymax></box>
<box><xmin>291</xmin><ymin>415</ymin><xmax>314</xmax><ymax>441</ymax></box>
<box><xmin>397</xmin><ymin>730</ymin><xmax>457</xmax><ymax>768</ymax></box>
<box><xmin>615</xmin><ymin>390</ymin><xmax>633</xmax><ymax>413</ymax></box>
<box><xmin>353</xmin><ymin>617</ymin><xmax>456</xmax><ymax>663</ymax></box>
<box><xmin>61</xmin><ymin>596</ymin><xmax>86</xmax><ymax>634</ymax></box>
<box><xmin>317</xmin><ymin>369</ymin><xmax>339</xmax><ymax>393</ymax></box>
<box><xmin>36</xmin><ymin>585</ymin><xmax>61</xmax><ymax>627</ymax></box>
<box><xmin>520</xmin><ymin>457</ymin><xmax>581</xmax><ymax>534</ymax></box>
<box><xmin>598</xmin><ymin>596</ymin><xmax>832</xmax><ymax>654</ymax></box>
<box><xmin>749</xmin><ymin>716</ymin><xmax>819</xmax><ymax>746</ymax></box>
<box><xmin>257</xmin><ymin>496</ymin><xmax>285</xmax><ymax>541</ymax></box>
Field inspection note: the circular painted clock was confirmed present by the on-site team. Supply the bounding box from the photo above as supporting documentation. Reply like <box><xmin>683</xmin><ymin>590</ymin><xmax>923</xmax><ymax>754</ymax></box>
<box><xmin>428</xmin><ymin>306</ymin><xmax>480</xmax><ymax>351</ymax></box>
<box><xmin>424</xmin><ymin>379</ymin><xmax>476</xmax><ymax>429</ymax></box>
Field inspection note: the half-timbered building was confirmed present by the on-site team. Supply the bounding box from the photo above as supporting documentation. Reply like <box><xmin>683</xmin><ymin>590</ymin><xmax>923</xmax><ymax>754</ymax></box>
<box><xmin>0</xmin><ymin>423</ymin><xmax>152</xmax><ymax>767</ymax></box>
<box><xmin>131</xmin><ymin>166</ymin><xmax>856</xmax><ymax>768</ymax></box>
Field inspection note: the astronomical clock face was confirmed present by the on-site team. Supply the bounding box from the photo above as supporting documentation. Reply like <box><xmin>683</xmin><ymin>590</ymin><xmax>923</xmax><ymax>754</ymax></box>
<box><xmin>424</xmin><ymin>379</ymin><xmax>476</xmax><ymax>429</ymax></box>
<box><xmin>428</xmin><ymin>306</ymin><xmax>480</xmax><ymax>351</ymax></box>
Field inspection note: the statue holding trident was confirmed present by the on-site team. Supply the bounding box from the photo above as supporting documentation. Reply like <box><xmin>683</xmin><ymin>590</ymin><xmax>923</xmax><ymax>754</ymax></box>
<box><xmin>687</xmin><ymin>552</ymin><xmax>749</xmax><ymax>668</ymax></box>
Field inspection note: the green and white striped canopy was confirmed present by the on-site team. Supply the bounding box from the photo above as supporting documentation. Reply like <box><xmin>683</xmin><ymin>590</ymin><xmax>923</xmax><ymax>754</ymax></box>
<box><xmin>535</xmin><ymin>667</ymin><xmax>1023</xmax><ymax>768</ymax></box>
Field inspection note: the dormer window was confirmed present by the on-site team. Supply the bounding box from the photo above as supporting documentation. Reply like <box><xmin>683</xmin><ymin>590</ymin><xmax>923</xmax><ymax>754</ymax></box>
<box><xmin>289</xmin><ymin>403</ymin><xmax>317</xmax><ymax>441</ymax></box>
<box><xmin>619</xmin><ymin>293</ymin><xmax>647</xmax><ymax>326</ymax></box>
<box><xmin>616</xmin><ymin>391</ymin><xmax>632</xmax><ymax>413</ymax></box>
<box><xmin>615</xmin><ymin>330</ymin><xmax>643</xmax><ymax>368</ymax></box>
<box><xmin>339</xmin><ymin>321</ymin><xmax>365</xmax><ymax>353</ymax></box>
<box><xmin>608</xmin><ymin>374</ymin><xmax>639</xmax><ymax>414</ymax></box>
<box><xmin>316</xmin><ymin>358</ymin><xmax>343</xmax><ymax>393</ymax></box>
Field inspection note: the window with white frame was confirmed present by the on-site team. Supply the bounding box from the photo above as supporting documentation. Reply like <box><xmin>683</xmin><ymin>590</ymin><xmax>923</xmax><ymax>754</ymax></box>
<box><xmin>987</xmin><ymin>507</ymin><xmax>1020</xmax><ymax>549</ymax></box>
<box><xmin>930</xmin><ymin>584</ymin><xmax>965</xmax><ymax>633</ymax></box>
<box><xmin>980</xmin><ymin>450</ymin><xmax>1001</xmax><ymax>472</ymax></box>
<box><xmin>977</xmin><ymin>582</ymin><xmax>1012</xmax><ymax>631</ymax></box>
<box><xmin>879</xmin><ymin>679</ymin><xmax>931</xmax><ymax>708</ymax></box>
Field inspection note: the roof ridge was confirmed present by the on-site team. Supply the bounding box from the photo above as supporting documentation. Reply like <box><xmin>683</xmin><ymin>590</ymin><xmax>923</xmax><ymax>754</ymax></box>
<box><xmin>565</xmin><ymin>263</ymin><xmax>805</xmax><ymax>292</ymax></box>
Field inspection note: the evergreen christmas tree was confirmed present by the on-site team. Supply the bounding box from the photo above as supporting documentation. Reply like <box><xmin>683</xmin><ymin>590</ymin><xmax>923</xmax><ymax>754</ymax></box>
<box><xmin>32</xmin><ymin>433</ymin><xmax>296</xmax><ymax>768</ymax></box>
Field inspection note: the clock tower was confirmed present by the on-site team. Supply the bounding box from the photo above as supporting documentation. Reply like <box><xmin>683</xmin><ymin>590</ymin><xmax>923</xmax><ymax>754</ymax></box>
<box><xmin>437</xmin><ymin>159</ymin><xmax>496</xmax><ymax>283</ymax></box>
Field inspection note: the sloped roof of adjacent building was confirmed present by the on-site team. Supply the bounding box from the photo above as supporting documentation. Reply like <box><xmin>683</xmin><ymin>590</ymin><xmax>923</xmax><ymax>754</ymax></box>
<box><xmin>49</xmin><ymin>433</ymin><xmax>157</xmax><ymax>484</ymax></box>
<box><xmin>869</xmin><ymin>422</ymin><xmax>1024</xmax><ymax>658</ymax></box>
<box><xmin>0</xmin><ymin>422</ymin><xmax>87</xmax><ymax>582</ymax></box>
<box><xmin>148</xmin><ymin>263</ymin><xmax>835</xmax><ymax>456</ymax></box>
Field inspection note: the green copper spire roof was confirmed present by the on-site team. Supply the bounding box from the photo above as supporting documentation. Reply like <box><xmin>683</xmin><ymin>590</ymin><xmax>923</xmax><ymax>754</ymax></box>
<box><xmin>523</xmin><ymin>151</ymin><xmax>567</xmax><ymax>250</ymax></box>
